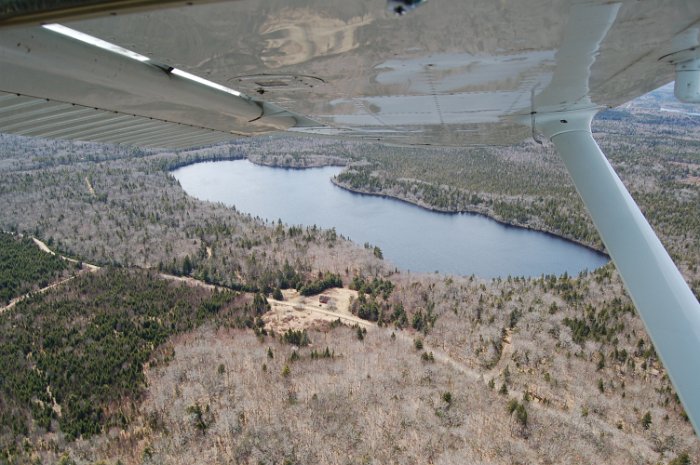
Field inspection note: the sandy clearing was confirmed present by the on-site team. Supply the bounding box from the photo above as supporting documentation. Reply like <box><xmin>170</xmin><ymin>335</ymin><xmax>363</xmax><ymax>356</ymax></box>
<box><xmin>263</xmin><ymin>287</ymin><xmax>371</xmax><ymax>332</ymax></box>
<box><xmin>263</xmin><ymin>293</ymin><xmax>497</xmax><ymax>397</ymax></box>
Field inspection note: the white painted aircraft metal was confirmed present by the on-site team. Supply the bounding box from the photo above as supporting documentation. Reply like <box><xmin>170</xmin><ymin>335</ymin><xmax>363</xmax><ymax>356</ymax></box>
<box><xmin>2</xmin><ymin>0</ymin><xmax>698</xmax><ymax>146</ymax></box>
<box><xmin>1</xmin><ymin>0</ymin><xmax>699</xmax><ymax>434</ymax></box>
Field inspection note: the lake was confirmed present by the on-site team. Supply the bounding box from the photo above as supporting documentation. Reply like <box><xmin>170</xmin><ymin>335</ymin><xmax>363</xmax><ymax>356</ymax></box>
<box><xmin>172</xmin><ymin>160</ymin><xmax>608</xmax><ymax>278</ymax></box>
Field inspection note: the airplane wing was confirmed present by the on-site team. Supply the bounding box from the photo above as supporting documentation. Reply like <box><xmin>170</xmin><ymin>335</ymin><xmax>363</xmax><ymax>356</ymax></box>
<box><xmin>1</xmin><ymin>0</ymin><xmax>697</xmax><ymax>148</ymax></box>
<box><xmin>2</xmin><ymin>0</ymin><xmax>700</xmax><ymax>435</ymax></box>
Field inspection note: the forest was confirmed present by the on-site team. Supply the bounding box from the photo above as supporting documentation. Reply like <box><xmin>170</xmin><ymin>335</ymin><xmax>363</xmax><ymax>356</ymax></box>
<box><xmin>0</xmin><ymin>269</ymin><xmax>254</xmax><ymax>457</ymax></box>
<box><xmin>0</xmin><ymin>232</ymin><xmax>71</xmax><ymax>305</ymax></box>
<box><xmin>0</xmin><ymin>95</ymin><xmax>698</xmax><ymax>464</ymax></box>
<box><xmin>330</xmin><ymin>108</ymin><xmax>700</xmax><ymax>259</ymax></box>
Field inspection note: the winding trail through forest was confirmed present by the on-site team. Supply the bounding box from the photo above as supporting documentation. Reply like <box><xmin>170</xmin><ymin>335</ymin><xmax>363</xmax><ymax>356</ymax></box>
<box><xmin>3</xmin><ymin>239</ymin><xmax>550</xmax><ymax>420</ymax></box>
<box><xmin>0</xmin><ymin>274</ymin><xmax>79</xmax><ymax>314</ymax></box>
<box><xmin>0</xmin><ymin>240</ymin><xmax>495</xmax><ymax>392</ymax></box>
<box><xmin>32</xmin><ymin>237</ymin><xmax>100</xmax><ymax>271</ymax></box>
<box><xmin>2</xmin><ymin>238</ymin><xmax>583</xmax><ymax>442</ymax></box>
<box><xmin>0</xmin><ymin>238</ymin><xmax>101</xmax><ymax>314</ymax></box>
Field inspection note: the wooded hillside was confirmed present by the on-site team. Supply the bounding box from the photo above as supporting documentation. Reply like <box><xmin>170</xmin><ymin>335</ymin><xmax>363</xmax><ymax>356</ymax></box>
<box><xmin>0</xmin><ymin>101</ymin><xmax>697</xmax><ymax>464</ymax></box>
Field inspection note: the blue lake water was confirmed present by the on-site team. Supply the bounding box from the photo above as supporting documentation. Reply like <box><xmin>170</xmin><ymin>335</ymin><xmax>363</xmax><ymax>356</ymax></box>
<box><xmin>172</xmin><ymin>160</ymin><xmax>608</xmax><ymax>278</ymax></box>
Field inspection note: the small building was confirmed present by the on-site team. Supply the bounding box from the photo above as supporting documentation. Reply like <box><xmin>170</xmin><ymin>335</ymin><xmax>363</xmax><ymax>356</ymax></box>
<box><xmin>319</xmin><ymin>295</ymin><xmax>330</xmax><ymax>304</ymax></box>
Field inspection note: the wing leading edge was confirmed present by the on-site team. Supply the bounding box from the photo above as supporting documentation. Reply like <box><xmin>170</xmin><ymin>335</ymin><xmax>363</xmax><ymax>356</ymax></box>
<box><xmin>0</xmin><ymin>21</ymin><xmax>322</xmax><ymax>148</ymax></box>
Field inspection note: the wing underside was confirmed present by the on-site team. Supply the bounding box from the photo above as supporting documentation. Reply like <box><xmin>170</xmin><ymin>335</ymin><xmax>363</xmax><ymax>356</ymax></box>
<box><xmin>1</xmin><ymin>0</ymin><xmax>699</xmax><ymax>148</ymax></box>
<box><xmin>0</xmin><ymin>92</ymin><xmax>235</xmax><ymax>148</ymax></box>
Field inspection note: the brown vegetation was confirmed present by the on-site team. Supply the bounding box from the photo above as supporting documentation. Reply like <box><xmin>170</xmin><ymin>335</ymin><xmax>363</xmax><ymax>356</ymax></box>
<box><xmin>0</xmin><ymin>100</ymin><xmax>698</xmax><ymax>464</ymax></box>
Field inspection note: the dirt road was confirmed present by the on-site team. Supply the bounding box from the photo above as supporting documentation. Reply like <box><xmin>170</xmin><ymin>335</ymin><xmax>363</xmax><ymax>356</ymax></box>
<box><xmin>32</xmin><ymin>238</ymin><xmax>100</xmax><ymax>271</ymax></box>
<box><xmin>0</xmin><ymin>239</ymin><xmax>101</xmax><ymax>314</ymax></box>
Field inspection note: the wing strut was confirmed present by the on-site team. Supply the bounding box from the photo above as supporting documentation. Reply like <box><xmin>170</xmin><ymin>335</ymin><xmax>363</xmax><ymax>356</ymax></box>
<box><xmin>537</xmin><ymin>110</ymin><xmax>700</xmax><ymax>434</ymax></box>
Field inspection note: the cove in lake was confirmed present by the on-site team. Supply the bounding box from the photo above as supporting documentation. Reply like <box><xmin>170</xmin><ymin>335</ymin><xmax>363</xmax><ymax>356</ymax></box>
<box><xmin>172</xmin><ymin>160</ymin><xmax>608</xmax><ymax>278</ymax></box>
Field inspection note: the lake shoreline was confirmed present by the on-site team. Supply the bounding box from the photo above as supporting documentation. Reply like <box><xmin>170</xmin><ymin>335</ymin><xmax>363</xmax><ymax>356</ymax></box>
<box><xmin>246</xmin><ymin>154</ymin><xmax>349</xmax><ymax>170</ymax></box>
<box><xmin>168</xmin><ymin>155</ymin><xmax>608</xmax><ymax>261</ymax></box>
<box><xmin>330</xmin><ymin>178</ymin><xmax>608</xmax><ymax>258</ymax></box>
